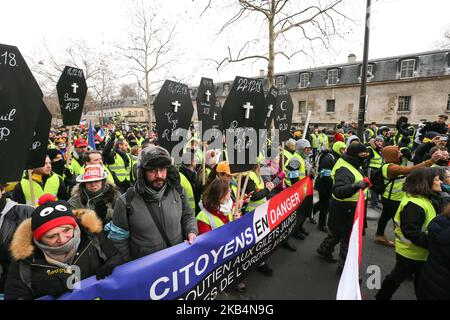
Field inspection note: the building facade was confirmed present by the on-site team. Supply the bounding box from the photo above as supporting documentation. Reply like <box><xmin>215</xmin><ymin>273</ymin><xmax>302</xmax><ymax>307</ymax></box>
<box><xmin>189</xmin><ymin>49</ymin><xmax>450</xmax><ymax>129</ymax></box>
<box><xmin>88</xmin><ymin>97</ymin><xmax>150</xmax><ymax>124</ymax></box>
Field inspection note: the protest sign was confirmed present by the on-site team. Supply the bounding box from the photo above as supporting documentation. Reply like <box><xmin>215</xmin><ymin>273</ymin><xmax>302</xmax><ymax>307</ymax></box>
<box><xmin>26</xmin><ymin>101</ymin><xmax>52</xmax><ymax>169</ymax></box>
<box><xmin>56</xmin><ymin>66</ymin><xmax>87</xmax><ymax>126</ymax></box>
<box><xmin>273</xmin><ymin>87</ymin><xmax>294</xmax><ymax>142</ymax></box>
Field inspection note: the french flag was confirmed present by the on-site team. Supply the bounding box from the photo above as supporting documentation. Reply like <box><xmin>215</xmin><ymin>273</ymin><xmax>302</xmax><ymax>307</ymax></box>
<box><xmin>95</xmin><ymin>128</ymin><xmax>105</xmax><ymax>142</ymax></box>
<box><xmin>79</xmin><ymin>119</ymin><xmax>87</xmax><ymax>128</ymax></box>
<box><xmin>336</xmin><ymin>190</ymin><xmax>365</xmax><ymax>300</ymax></box>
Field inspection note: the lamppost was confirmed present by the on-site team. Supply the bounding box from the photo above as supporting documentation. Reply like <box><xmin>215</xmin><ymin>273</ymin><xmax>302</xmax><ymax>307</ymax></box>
<box><xmin>357</xmin><ymin>0</ymin><xmax>372</xmax><ymax>140</ymax></box>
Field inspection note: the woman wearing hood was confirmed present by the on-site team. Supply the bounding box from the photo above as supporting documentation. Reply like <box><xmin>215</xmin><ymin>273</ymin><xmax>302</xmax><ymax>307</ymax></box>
<box><xmin>374</xmin><ymin>146</ymin><xmax>444</xmax><ymax>247</ymax></box>
<box><xmin>4</xmin><ymin>200</ymin><xmax>122</xmax><ymax>300</ymax></box>
<box><xmin>68</xmin><ymin>165</ymin><xmax>120</xmax><ymax>226</ymax></box>
<box><xmin>317</xmin><ymin>142</ymin><xmax>371</xmax><ymax>271</ymax></box>
<box><xmin>312</xmin><ymin>141</ymin><xmax>347</xmax><ymax>232</ymax></box>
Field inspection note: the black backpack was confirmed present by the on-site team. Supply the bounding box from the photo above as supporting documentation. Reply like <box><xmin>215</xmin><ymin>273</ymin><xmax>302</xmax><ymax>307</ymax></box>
<box><xmin>370</xmin><ymin>163</ymin><xmax>395</xmax><ymax>196</ymax></box>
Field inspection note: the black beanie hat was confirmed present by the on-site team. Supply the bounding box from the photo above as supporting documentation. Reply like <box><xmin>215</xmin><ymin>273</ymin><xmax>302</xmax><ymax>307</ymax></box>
<box><xmin>32</xmin><ymin>200</ymin><xmax>77</xmax><ymax>241</ymax></box>
<box><xmin>346</xmin><ymin>142</ymin><xmax>368</xmax><ymax>157</ymax></box>
<box><xmin>47</xmin><ymin>149</ymin><xmax>63</xmax><ymax>161</ymax></box>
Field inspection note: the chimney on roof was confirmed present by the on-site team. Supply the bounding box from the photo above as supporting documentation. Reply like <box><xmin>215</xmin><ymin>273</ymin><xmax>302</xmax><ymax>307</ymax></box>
<box><xmin>259</xmin><ymin>69</ymin><xmax>265</xmax><ymax>77</ymax></box>
<box><xmin>348</xmin><ymin>54</ymin><xmax>357</xmax><ymax>63</ymax></box>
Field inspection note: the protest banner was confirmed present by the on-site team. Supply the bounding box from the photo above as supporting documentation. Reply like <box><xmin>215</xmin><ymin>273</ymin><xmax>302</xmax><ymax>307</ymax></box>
<box><xmin>43</xmin><ymin>177</ymin><xmax>313</xmax><ymax>300</ymax></box>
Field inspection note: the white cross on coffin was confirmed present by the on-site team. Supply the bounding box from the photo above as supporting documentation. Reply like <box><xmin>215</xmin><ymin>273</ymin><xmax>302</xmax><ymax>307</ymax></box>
<box><xmin>243</xmin><ymin>102</ymin><xmax>254</xmax><ymax>119</ymax></box>
<box><xmin>71</xmin><ymin>82</ymin><xmax>79</xmax><ymax>94</ymax></box>
<box><xmin>172</xmin><ymin>100</ymin><xmax>181</xmax><ymax>113</ymax></box>
<box><xmin>267</xmin><ymin>104</ymin><xmax>273</xmax><ymax>118</ymax></box>
<box><xmin>205</xmin><ymin>90</ymin><xmax>211</xmax><ymax>102</ymax></box>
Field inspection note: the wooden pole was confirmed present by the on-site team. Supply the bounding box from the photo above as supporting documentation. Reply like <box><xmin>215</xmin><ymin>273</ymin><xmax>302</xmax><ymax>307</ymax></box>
<box><xmin>240</xmin><ymin>172</ymin><xmax>250</xmax><ymax>201</ymax></box>
<box><xmin>234</xmin><ymin>173</ymin><xmax>242</xmax><ymax>215</ymax></box>
<box><xmin>202</xmin><ymin>141</ymin><xmax>207</xmax><ymax>185</ymax></box>
<box><xmin>27</xmin><ymin>170</ymin><xmax>36</xmax><ymax>207</ymax></box>
<box><xmin>66</xmin><ymin>126</ymin><xmax>73</xmax><ymax>164</ymax></box>
<box><xmin>281</xmin><ymin>141</ymin><xmax>286</xmax><ymax>188</ymax></box>
<box><xmin>302</xmin><ymin>110</ymin><xmax>312</xmax><ymax>140</ymax></box>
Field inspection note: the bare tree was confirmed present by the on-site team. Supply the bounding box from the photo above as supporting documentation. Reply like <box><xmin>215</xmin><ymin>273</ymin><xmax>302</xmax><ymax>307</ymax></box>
<box><xmin>90</xmin><ymin>57</ymin><xmax>116</xmax><ymax>124</ymax></box>
<box><xmin>440</xmin><ymin>27</ymin><xmax>450</xmax><ymax>49</ymax></box>
<box><xmin>120</xmin><ymin>84</ymin><xmax>138</xmax><ymax>98</ymax></box>
<box><xmin>117</xmin><ymin>0</ymin><xmax>177</xmax><ymax>127</ymax></box>
<box><xmin>209</xmin><ymin>0</ymin><xmax>352</xmax><ymax>86</ymax></box>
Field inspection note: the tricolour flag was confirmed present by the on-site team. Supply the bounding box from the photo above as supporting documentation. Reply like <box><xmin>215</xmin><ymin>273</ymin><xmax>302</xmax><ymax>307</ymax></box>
<box><xmin>95</xmin><ymin>128</ymin><xmax>105</xmax><ymax>142</ymax></box>
<box><xmin>336</xmin><ymin>189</ymin><xmax>365</xmax><ymax>300</ymax></box>
<box><xmin>79</xmin><ymin>119</ymin><xmax>87</xmax><ymax>128</ymax></box>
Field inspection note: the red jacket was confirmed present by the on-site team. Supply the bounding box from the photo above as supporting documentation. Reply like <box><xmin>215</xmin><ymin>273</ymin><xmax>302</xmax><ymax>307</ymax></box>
<box><xmin>197</xmin><ymin>208</ymin><xmax>232</xmax><ymax>235</ymax></box>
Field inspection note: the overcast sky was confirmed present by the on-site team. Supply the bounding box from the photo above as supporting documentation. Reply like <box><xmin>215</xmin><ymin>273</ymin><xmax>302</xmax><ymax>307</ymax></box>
<box><xmin>2</xmin><ymin>0</ymin><xmax>449</xmax><ymax>88</ymax></box>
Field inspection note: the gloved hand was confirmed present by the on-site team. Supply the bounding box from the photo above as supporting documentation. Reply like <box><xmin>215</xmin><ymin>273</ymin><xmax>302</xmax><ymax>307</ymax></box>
<box><xmin>94</xmin><ymin>200</ymin><xmax>108</xmax><ymax>220</ymax></box>
<box><xmin>96</xmin><ymin>263</ymin><xmax>116</xmax><ymax>280</ymax></box>
<box><xmin>353</xmin><ymin>180</ymin><xmax>369</xmax><ymax>190</ymax></box>
<box><xmin>362</xmin><ymin>177</ymin><xmax>372</xmax><ymax>189</ymax></box>
<box><xmin>277</xmin><ymin>171</ymin><xmax>286</xmax><ymax>180</ymax></box>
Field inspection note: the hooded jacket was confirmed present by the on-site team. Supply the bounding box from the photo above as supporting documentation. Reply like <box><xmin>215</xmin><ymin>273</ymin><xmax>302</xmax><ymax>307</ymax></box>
<box><xmin>4</xmin><ymin>209</ymin><xmax>123</xmax><ymax>300</ymax></box>
<box><xmin>107</xmin><ymin>147</ymin><xmax>198</xmax><ymax>262</ymax></box>
<box><xmin>418</xmin><ymin>214</ymin><xmax>450</xmax><ymax>300</ymax></box>
<box><xmin>383</xmin><ymin>146</ymin><xmax>435</xmax><ymax>179</ymax></box>
<box><xmin>68</xmin><ymin>182</ymin><xmax>121</xmax><ymax>226</ymax></box>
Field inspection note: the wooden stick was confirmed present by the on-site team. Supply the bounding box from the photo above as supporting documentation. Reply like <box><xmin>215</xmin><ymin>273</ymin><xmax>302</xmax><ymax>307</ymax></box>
<box><xmin>281</xmin><ymin>141</ymin><xmax>286</xmax><ymax>188</ymax></box>
<box><xmin>234</xmin><ymin>173</ymin><xmax>242</xmax><ymax>215</ymax></box>
<box><xmin>240</xmin><ymin>172</ymin><xmax>250</xmax><ymax>201</ymax></box>
<box><xmin>202</xmin><ymin>141</ymin><xmax>207</xmax><ymax>185</ymax></box>
<box><xmin>302</xmin><ymin>110</ymin><xmax>312</xmax><ymax>140</ymax></box>
<box><xmin>27</xmin><ymin>170</ymin><xmax>36</xmax><ymax>207</ymax></box>
<box><xmin>66</xmin><ymin>126</ymin><xmax>73</xmax><ymax>164</ymax></box>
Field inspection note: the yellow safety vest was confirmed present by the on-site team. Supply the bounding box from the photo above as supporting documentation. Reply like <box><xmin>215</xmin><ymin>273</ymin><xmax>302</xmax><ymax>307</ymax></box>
<box><xmin>69</xmin><ymin>157</ymin><xmax>83</xmax><ymax>176</ymax></box>
<box><xmin>318</xmin><ymin>133</ymin><xmax>329</xmax><ymax>150</ymax></box>
<box><xmin>381</xmin><ymin>163</ymin><xmax>405</xmax><ymax>201</ymax></box>
<box><xmin>20</xmin><ymin>174</ymin><xmax>60</xmax><ymax>206</ymax></box>
<box><xmin>394</xmin><ymin>195</ymin><xmax>436</xmax><ymax>261</ymax></box>
<box><xmin>331</xmin><ymin>158</ymin><xmax>368</xmax><ymax>202</ymax></box>
<box><xmin>180</xmin><ymin>172</ymin><xmax>196</xmax><ymax>213</ymax></box>
<box><xmin>108</xmin><ymin>153</ymin><xmax>133</xmax><ymax>183</ymax></box>
<box><xmin>245</xmin><ymin>171</ymin><xmax>266</xmax><ymax>213</ymax></box>
<box><xmin>310</xmin><ymin>133</ymin><xmax>319</xmax><ymax>148</ymax></box>
<box><xmin>197</xmin><ymin>210</ymin><xmax>233</xmax><ymax>230</ymax></box>
<box><xmin>368</xmin><ymin>146</ymin><xmax>382</xmax><ymax>169</ymax></box>
<box><xmin>284</xmin><ymin>153</ymin><xmax>306</xmax><ymax>187</ymax></box>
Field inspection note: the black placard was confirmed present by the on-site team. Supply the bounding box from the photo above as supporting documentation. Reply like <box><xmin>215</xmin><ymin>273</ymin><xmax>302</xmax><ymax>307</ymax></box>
<box><xmin>0</xmin><ymin>43</ymin><xmax>42</xmax><ymax>183</ymax></box>
<box><xmin>263</xmin><ymin>86</ymin><xmax>279</xmax><ymax>130</ymax></box>
<box><xmin>26</xmin><ymin>101</ymin><xmax>52</xmax><ymax>169</ymax></box>
<box><xmin>221</xmin><ymin>76</ymin><xmax>266</xmax><ymax>173</ymax></box>
<box><xmin>273</xmin><ymin>87</ymin><xmax>294</xmax><ymax>142</ymax></box>
<box><xmin>56</xmin><ymin>66</ymin><xmax>87</xmax><ymax>126</ymax></box>
<box><xmin>196</xmin><ymin>77</ymin><xmax>223</xmax><ymax>138</ymax></box>
<box><xmin>154</xmin><ymin>80</ymin><xmax>194</xmax><ymax>154</ymax></box>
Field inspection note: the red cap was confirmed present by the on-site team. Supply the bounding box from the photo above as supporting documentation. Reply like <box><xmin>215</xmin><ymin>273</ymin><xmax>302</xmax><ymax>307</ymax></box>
<box><xmin>74</xmin><ymin>138</ymin><xmax>88</xmax><ymax>148</ymax></box>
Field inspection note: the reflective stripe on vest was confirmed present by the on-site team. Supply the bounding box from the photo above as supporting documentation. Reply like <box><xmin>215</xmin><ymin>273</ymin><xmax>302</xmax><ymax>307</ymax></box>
<box><xmin>196</xmin><ymin>210</ymin><xmax>233</xmax><ymax>230</ymax></box>
<box><xmin>368</xmin><ymin>147</ymin><xmax>382</xmax><ymax>169</ymax></box>
<box><xmin>381</xmin><ymin>163</ymin><xmax>405</xmax><ymax>201</ymax></box>
<box><xmin>180</xmin><ymin>172</ymin><xmax>196</xmax><ymax>212</ymax></box>
<box><xmin>284</xmin><ymin>153</ymin><xmax>306</xmax><ymax>187</ymax></box>
<box><xmin>20</xmin><ymin>174</ymin><xmax>60</xmax><ymax>206</ymax></box>
<box><xmin>331</xmin><ymin>158</ymin><xmax>368</xmax><ymax>202</ymax></box>
<box><xmin>245</xmin><ymin>172</ymin><xmax>266</xmax><ymax>213</ymax></box>
<box><xmin>108</xmin><ymin>153</ymin><xmax>132</xmax><ymax>182</ymax></box>
<box><xmin>394</xmin><ymin>195</ymin><xmax>436</xmax><ymax>261</ymax></box>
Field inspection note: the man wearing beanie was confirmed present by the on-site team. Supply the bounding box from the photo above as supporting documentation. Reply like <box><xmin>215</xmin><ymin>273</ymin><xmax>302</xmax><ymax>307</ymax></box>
<box><xmin>374</xmin><ymin>145</ymin><xmax>445</xmax><ymax>247</ymax></box>
<box><xmin>312</xmin><ymin>141</ymin><xmax>347</xmax><ymax>232</ymax></box>
<box><xmin>106</xmin><ymin>145</ymin><xmax>198</xmax><ymax>262</ymax></box>
<box><xmin>0</xmin><ymin>183</ymin><xmax>34</xmax><ymax>298</ymax></box>
<box><xmin>317</xmin><ymin>142</ymin><xmax>371</xmax><ymax>272</ymax></box>
<box><xmin>12</xmin><ymin>155</ymin><xmax>69</xmax><ymax>206</ymax></box>
<box><xmin>47</xmin><ymin>149</ymin><xmax>73</xmax><ymax>187</ymax></box>
<box><xmin>4</xmin><ymin>200</ymin><xmax>123</xmax><ymax>300</ymax></box>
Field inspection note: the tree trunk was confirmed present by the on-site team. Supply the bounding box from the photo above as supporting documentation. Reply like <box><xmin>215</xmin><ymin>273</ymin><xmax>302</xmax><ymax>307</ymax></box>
<box><xmin>267</xmin><ymin>0</ymin><xmax>276</xmax><ymax>87</ymax></box>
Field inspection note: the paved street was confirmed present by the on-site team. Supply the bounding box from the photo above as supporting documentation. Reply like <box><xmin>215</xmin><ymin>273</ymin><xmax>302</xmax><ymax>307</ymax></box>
<box><xmin>236</xmin><ymin>195</ymin><xmax>415</xmax><ymax>300</ymax></box>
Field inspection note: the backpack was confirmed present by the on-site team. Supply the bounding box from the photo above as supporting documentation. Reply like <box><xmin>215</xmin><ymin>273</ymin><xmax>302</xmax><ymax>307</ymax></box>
<box><xmin>370</xmin><ymin>164</ymin><xmax>395</xmax><ymax>196</ymax></box>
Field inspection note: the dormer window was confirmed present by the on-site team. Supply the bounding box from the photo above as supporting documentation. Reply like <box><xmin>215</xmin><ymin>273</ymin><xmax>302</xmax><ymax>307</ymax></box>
<box><xmin>276</xmin><ymin>75</ymin><xmax>285</xmax><ymax>88</ymax></box>
<box><xmin>400</xmin><ymin>59</ymin><xmax>415</xmax><ymax>78</ymax></box>
<box><xmin>327</xmin><ymin>69</ymin><xmax>339</xmax><ymax>85</ymax></box>
<box><xmin>223</xmin><ymin>83</ymin><xmax>230</xmax><ymax>95</ymax></box>
<box><xmin>299</xmin><ymin>73</ymin><xmax>310</xmax><ymax>88</ymax></box>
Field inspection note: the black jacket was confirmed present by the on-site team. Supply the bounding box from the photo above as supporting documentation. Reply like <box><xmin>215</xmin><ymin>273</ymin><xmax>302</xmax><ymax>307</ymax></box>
<box><xmin>314</xmin><ymin>150</ymin><xmax>339</xmax><ymax>194</ymax></box>
<box><xmin>399</xmin><ymin>193</ymin><xmax>442</xmax><ymax>249</ymax></box>
<box><xmin>4</xmin><ymin>209</ymin><xmax>123</xmax><ymax>300</ymax></box>
<box><xmin>412</xmin><ymin>142</ymin><xmax>436</xmax><ymax>165</ymax></box>
<box><xmin>418</xmin><ymin>214</ymin><xmax>450</xmax><ymax>300</ymax></box>
<box><xmin>179</xmin><ymin>165</ymin><xmax>202</xmax><ymax>215</ymax></box>
<box><xmin>420</xmin><ymin>122</ymin><xmax>447</xmax><ymax>141</ymax></box>
<box><xmin>0</xmin><ymin>200</ymin><xmax>34</xmax><ymax>293</ymax></box>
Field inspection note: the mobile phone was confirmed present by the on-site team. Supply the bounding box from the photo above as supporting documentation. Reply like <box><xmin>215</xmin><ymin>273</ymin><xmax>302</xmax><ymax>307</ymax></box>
<box><xmin>441</xmin><ymin>136</ymin><xmax>448</xmax><ymax>141</ymax></box>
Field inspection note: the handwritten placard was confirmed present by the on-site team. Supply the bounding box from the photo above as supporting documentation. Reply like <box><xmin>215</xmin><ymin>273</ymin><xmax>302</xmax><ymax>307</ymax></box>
<box><xmin>56</xmin><ymin>66</ymin><xmax>88</xmax><ymax>126</ymax></box>
<box><xmin>0</xmin><ymin>43</ymin><xmax>42</xmax><ymax>182</ymax></box>
<box><xmin>26</xmin><ymin>101</ymin><xmax>52</xmax><ymax>169</ymax></box>
<box><xmin>196</xmin><ymin>77</ymin><xmax>223</xmax><ymax>141</ymax></box>
<box><xmin>273</xmin><ymin>87</ymin><xmax>294</xmax><ymax>142</ymax></box>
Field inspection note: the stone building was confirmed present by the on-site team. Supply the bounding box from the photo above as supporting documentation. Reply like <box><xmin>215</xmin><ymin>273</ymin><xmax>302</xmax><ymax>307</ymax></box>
<box><xmin>87</xmin><ymin>97</ymin><xmax>149</xmax><ymax>125</ymax></box>
<box><xmin>189</xmin><ymin>49</ymin><xmax>450</xmax><ymax>129</ymax></box>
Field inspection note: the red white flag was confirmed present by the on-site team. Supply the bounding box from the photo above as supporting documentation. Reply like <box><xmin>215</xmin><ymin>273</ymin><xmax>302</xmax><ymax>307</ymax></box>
<box><xmin>336</xmin><ymin>190</ymin><xmax>365</xmax><ymax>300</ymax></box>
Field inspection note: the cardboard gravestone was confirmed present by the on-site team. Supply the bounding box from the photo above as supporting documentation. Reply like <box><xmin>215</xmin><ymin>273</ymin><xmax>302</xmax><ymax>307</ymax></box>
<box><xmin>56</xmin><ymin>66</ymin><xmax>87</xmax><ymax>126</ymax></box>
<box><xmin>154</xmin><ymin>80</ymin><xmax>194</xmax><ymax>154</ymax></box>
<box><xmin>196</xmin><ymin>77</ymin><xmax>223</xmax><ymax>141</ymax></box>
<box><xmin>263</xmin><ymin>86</ymin><xmax>279</xmax><ymax>130</ymax></box>
<box><xmin>26</xmin><ymin>101</ymin><xmax>52</xmax><ymax>169</ymax></box>
<box><xmin>0</xmin><ymin>43</ymin><xmax>42</xmax><ymax>182</ymax></box>
<box><xmin>221</xmin><ymin>76</ymin><xmax>266</xmax><ymax>173</ymax></box>
<box><xmin>274</xmin><ymin>87</ymin><xmax>294</xmax><ymax>142</ymax></box>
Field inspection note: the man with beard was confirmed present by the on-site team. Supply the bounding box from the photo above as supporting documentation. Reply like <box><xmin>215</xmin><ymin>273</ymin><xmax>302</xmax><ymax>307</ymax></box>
<box><xmin>0</xmin><ymin>183</ymin><xmax>34</xmax><ymax>298</ymax></box>
<box><xmin>106</xmin><ymin>146</ymin><xmax>198</xmax><ymax>262</ymax></box>
<box><xmin>68</xmin><ymin>165</ymin><xmax>121</xmax><ymax>226</ymax></box>
<box><xmin>317</xmin><ymin>142</ymin><xmax>371</xmax><ymax>272</ymax></box>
